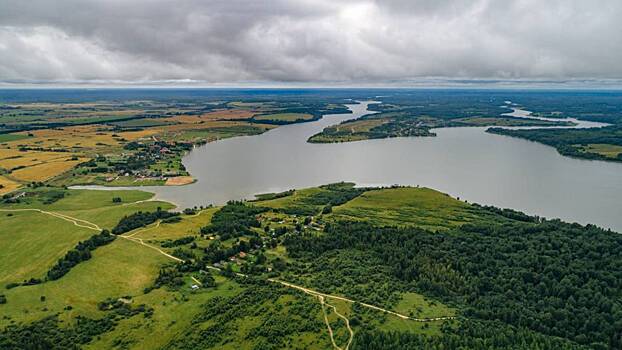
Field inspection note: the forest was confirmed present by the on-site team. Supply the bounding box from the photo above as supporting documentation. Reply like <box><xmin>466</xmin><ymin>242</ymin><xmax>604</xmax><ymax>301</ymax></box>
<box><xmin>285</xmin><ymin>218</ymin><xmax>622</xmax><ymax>349</ymax></box>
<box><xmin>488</xmin><ymin>125</ymin><xmax>622</xmax><ymax>161</ymax></box>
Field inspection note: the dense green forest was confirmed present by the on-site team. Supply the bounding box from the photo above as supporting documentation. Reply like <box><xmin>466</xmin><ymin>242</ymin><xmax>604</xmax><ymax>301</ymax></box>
<box><xmin>488</xmin><ymin>125</ymin><xmax>622</xmax><ymax>161</ymax></box>
<box><xmin>285</xmin><ymin>218</ymin><xmax>622</xmax><ymax>349</ymax></box>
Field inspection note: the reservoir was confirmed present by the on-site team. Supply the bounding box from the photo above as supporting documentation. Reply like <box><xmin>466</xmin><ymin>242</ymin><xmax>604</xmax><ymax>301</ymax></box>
<box><xmin>77</xmin><ymin>101</ymin><xmax>622</xmax><ymax>232</ymax></box>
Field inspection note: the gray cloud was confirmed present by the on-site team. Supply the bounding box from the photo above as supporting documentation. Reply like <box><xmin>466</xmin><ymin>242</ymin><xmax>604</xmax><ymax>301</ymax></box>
<box><xmin>0</xmin><ymin>0</ymin><xmax>621</xmax><ymax>85</ymax></box>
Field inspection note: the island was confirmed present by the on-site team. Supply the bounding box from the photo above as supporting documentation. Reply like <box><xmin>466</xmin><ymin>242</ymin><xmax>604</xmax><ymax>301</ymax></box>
<box><xmin>308</xmin><ymin>94</ymin><xmax>574</xmax><ymax>143</ymax></box>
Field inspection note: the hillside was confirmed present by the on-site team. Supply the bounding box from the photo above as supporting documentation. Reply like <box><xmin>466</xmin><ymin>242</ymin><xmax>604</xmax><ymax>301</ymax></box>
<box><xmin>1</xmin><ymin>184</ymin><xmax>620</xmax><ymax>349</ymax></box>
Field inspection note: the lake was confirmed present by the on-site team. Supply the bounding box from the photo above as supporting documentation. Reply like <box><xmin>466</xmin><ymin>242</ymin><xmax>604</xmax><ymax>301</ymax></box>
<box><xmin>76</xmin><ymin>101</ymin><xmax>622</xmax><ymax>232</ymax></box>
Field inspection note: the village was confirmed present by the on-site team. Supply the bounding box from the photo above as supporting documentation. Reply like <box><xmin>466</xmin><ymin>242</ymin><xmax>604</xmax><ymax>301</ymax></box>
<box><xmin>78</xmin><ymin>139</ymin><xmax>196</xmax><ymax>186</ymax></box>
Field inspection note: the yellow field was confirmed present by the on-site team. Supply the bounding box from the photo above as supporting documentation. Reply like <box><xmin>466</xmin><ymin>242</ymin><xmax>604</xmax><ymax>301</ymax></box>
<box><xmin>0</xmin><ymin>151</ymin><xmax>71</xmax><ymax>170</ymax></box>
<box><xmin>163</xmin><ymin>109</ymin><xmax>255</xmax><ymax>124</ymax></box>
<box><xmin>8</xmin><ymin>125</ymin><xmax>156</xmax><ymax>150</ymax></box>
<box><xmin>10</xmin><ymin>157</ymin><xmax>88</xmax><ymax>182</ymax></box>
<box><xmin>0</xmin><ymin>175</ymin><xmax>21</xmax><ymax>194</ymax></box>
<box><xmin>159</xmin><ymin>120</ymin><xmax>254</xmax><ymax>132</ymax></box>
<box><xmin>53</xmin><ymin>109</ymin><xmax>142</xmax><ymax>121</ymax></box>
<box><xmin>0</xmin><ymin>148</ymin><xmax>22</xmax><ymax>158</ymax></box>
<box><xmin>165</xmin><ymin>176</ymin><xmax>195</xmax><ymax>185</ymax></box>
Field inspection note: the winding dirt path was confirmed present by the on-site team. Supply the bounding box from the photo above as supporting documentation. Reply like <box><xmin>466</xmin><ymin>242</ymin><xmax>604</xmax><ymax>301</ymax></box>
<box><xmin>270</xmin><ymin>279</ymin><xmax>455</xmax><ymax>322</ymax></box>
<box><xmin>319</xmin><ymin>295</ymin><xmax>341</xmax><ymax>350</ymax></box>
<box><xmin>0</xmin><ymin>208</ymin><xmax>101</xmax><ymax>231</ymax></box>
<box><xmin>319</xmin><ymin>295</ymin><xmax>354</xmax><ymax>350</ymax></box>
<box><xmin>121</xmin><ymin>235</ymin><xmax>183</xmax><ymax>262</ymax></box>
<box><xmin>124</xmin><ymin>220</ymin><xmax>161</xmax><ymax>238</ymax></box>
<box><xmin>3</xmin><ymin>206</ymin><xmax>453</xmax><ymax>347</ymax></box>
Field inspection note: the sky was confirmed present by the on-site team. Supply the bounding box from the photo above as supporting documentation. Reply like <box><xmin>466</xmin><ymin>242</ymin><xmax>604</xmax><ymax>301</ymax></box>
<box><xmin>0</xmin><ymin>0</ymin><xmax>621</xmax><ymax>87</ymax></box>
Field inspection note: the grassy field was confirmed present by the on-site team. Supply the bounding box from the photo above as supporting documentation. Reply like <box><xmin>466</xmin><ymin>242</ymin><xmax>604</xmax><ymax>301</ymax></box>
<box><xmin>0</xmin><ymin>189</ymin><xmax>173</xmax><ymax>286</ymax></box>
<box><xmin>0</xmin><ymin>238</ymin><xmax>169</xmax><ymax>326</ymax></box>
<box><xmin>394</xmin><ymin>292</ymin><xmax>456</xmax><ymax>319</ymax></box>
<box><xmin>255</xmin><ymin>186</ymin><xmax>324</xmax><ymax>210</ymax></box>
<box><xmin>308</xmin><ymin>118</ymin><xmax>388</xmax><ymax>143</ymax></box>
<box><xmin>253</xmin><ymin>112</ymin><xmax>314</xmax><ymax>122</ymax></box>
<box><xmin>329</xmin><ymin>186</ymin><xmax>487</xmax><ymax>231</ymax></box>
<box><xmin>580</xmin><ymin>143</ymin><xmax>622</xmax><ymax>159</ymax></box>
<box><xmin>0</xmin><ymin>210</ymin><xmax>95</xmax><ymax>285</ymax></box>
<box><xmin>0</xmin><ymin>134</ymin><xmax>28</xmax><ymax>143</ymax></box>
<box><xmin>131</xmin><ymin>208</ymin><xmax>216</xmax><ymax>242</ymax></box>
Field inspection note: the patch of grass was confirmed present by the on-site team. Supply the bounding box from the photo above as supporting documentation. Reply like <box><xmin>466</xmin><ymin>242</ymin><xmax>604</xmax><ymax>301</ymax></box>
<box><xmin>254</xmin><ymin>113</ymin><xmax>315</xmax><ymax>122</ymax></box>
<box><xmin>0</xmin><ymin>133</ymin><xmax>28</xmax><ymax>143</ymax></box>
<box><xmin>394</xmin><ymin>292</ymin><xmax>456</xmax><ymax>319</ymax></box>
<box><xmin>129</xmin><ymin>208</ymin><xmax>217</xmax><ymax>242</ymax></box>
<box><xmin>257</xmin><ymin>183</ymin><xmax>364</xmax><ymax>216</ymax></box>
<box><xmin>580</xmin><ymin>143</ymin><xmax>622</xmax><ymax>159</ymax></box>
<box><xmin>84</xmin><ymin>278</ymin><xmax>243</xmax><ymax>350</ymax></box>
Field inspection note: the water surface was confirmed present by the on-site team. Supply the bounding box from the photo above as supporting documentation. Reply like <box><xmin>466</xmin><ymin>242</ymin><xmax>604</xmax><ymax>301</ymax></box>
<box><xmin>76</xmin><ymin>101</ymin><xmax>622</xmax><ymax>231</ymax></box>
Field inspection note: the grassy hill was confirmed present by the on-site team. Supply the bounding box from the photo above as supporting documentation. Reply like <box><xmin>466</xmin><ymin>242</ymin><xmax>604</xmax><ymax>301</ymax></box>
<box><xmin>1</xmin><ymin>184</ymin><xmax>620</xmax><ymax>349</ymax></box>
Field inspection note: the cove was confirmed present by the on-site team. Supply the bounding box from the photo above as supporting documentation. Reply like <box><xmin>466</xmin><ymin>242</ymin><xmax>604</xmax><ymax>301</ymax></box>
<box><xmin>75</xmin><ymin>101</ymin><xmax>622</xmax><ymax>232</ymax></box>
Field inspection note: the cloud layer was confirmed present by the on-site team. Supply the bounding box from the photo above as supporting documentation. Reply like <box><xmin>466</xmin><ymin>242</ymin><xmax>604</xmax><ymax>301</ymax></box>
<box><xmin>0</xmin><ymin>0</ymin><xmax>621</xmax><ymax>85</ymax></box>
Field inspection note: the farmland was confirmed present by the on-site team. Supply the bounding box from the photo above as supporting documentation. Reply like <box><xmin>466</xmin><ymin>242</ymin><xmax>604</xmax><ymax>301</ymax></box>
<box><xmin>0</xmin><ymin>95</ymin><xmax>352</xmax><ymax>194</ymax></box>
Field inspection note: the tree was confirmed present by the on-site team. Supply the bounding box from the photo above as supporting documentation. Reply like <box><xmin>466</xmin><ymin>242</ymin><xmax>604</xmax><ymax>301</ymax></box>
<box><xmin>200</xmin><ymin>273</ymin><xmax>216</xmax><ymax>288</ymax></box>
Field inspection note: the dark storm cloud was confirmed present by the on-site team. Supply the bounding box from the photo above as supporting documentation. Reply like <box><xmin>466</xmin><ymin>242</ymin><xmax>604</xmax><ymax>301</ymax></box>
<box><xmin>0</xmin><ymin>0</ymin><xmax>621</xmax><ymax>85</ymax></box>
